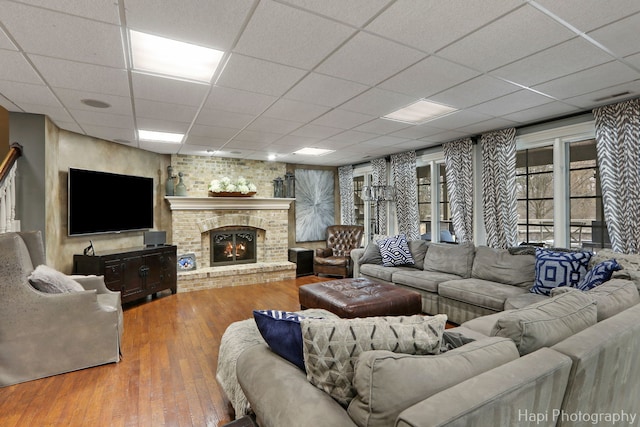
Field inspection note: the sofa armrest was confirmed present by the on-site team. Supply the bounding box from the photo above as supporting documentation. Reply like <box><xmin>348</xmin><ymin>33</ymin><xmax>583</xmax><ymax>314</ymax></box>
<box><xmin>395</xmin><ymin>348</ymin><xmax>572</xmax><ymax>427</ymax></box>
<box><xmin>70</xmin><ymin>274</ymin><xmax>116</xmax><ymax>295</ymax></box>
<box><xmin>351</xmin><ymin>248</ymin><xmax>365</xmax><ymax>277</ymax></box>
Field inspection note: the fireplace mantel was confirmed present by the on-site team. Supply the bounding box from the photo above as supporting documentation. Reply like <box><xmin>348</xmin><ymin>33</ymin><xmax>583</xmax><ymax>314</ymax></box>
<box><xmin>165</xmin><ymin>196</ymin><xmax>294</xmax><ymax>211</ymax></box>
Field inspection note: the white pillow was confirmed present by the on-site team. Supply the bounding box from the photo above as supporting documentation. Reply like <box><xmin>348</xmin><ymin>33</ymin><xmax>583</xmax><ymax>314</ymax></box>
<box><xmin>28</xmin><ymin>265</ymin><xmax>85</xmax><ymax>293</ymax></box>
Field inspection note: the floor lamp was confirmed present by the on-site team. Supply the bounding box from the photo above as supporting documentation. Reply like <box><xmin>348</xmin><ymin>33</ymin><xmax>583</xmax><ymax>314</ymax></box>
<box><xmin>362</xmin><ymin>185</ymin><xmax>395</xmax><ymax>235</ymax></box>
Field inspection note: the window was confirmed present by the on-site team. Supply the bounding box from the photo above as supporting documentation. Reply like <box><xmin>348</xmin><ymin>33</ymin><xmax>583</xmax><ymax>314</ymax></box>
<box><xmin>353</xmin><ymin>175</ymin><xmax>365</xmax><ymax>228</ymax></box>
<box><xmin>516</xmin><ymin>146</ymin><xmax>554</xmax><ymax>245</ymax></box>
<box><xmin>417</xmin><ymin>163</ymin><xmax>453</xmax><ymax>241</ymax></box>
<box><xmin>569</xmin><ymin>139</ymin><xmax>607</xmax><ymax>249</ymax></box>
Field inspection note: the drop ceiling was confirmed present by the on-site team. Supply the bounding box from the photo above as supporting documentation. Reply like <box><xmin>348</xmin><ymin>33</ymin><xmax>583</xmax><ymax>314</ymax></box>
<box><xmin>1</xmin><ymin>0</ymin><xmax>639</xmax><ymax>166</ymax></box>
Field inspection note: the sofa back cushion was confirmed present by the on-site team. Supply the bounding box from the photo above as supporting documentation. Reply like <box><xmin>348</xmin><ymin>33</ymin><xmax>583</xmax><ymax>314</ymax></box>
<box><xmin>301</xmin><ymin>314</ymin><xmax>447</xmax><ymax>407</ymax></box>
<box><xmin>347</xmin><ymin>337</ymin><xmax>519</xmax><ymax>427</ymax></box>
<box><xmin>423</xmin><ymin>242</ymin><xmax>475</xmax><ymax>278</ymax></box>
<box><xmin>471</xmin><ymin>246</ymin><xmax>535</xmax><ymax>287</ymax></box>
<box><xmin>491</xmin><ymin>290</ymin><xmax>596</xmax><ymax>355</ymax></box>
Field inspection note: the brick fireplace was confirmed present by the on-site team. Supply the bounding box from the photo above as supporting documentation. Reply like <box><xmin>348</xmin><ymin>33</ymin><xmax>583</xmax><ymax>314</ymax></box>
<box><xmin>165</xmin><ymin>196</ymin><xmax>296</xmax><ymax>292</ymax></box>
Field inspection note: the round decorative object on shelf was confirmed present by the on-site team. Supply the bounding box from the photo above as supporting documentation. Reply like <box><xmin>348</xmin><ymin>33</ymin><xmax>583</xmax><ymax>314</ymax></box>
<box><xmin>208</xmin><ymin>191</ymin><xmax>256</xmax><ymax>197</ymax></box>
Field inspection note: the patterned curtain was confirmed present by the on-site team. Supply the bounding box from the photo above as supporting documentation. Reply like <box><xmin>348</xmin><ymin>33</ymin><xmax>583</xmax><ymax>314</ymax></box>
<box><xmin>391</xmin><ymin>151</ymin><xmax>420</xmax><ymax>240</ymax></box>
<box><xmin>481</xmin><ymin>128</ymin><xmax>518</xmax><ymax>249</ymax></box>
<box><xmin>371</xmin><ymin>158</ymin><xmax>388</xmax><ymax>235</ymax></box>
<box><xmin>338</xmin><ymin>165</ymin><xmax>356</xmax><ymax>225</ymax></box>
<box><xmin>443</xmin><ymin>138</ymin><xmax>474</xmax><ymax>243</ymax></box>
<box><xmin>593</xmin><ymin>98</ymin><xmax>640</xmax><ymax>254</ymax></box>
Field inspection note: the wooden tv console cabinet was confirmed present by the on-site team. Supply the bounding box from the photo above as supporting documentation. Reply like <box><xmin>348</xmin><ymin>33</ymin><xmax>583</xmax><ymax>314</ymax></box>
<box><xmin>73</xmin><ymin>245</ymin><xmax>177</xmax><ymax>304</ymax></box>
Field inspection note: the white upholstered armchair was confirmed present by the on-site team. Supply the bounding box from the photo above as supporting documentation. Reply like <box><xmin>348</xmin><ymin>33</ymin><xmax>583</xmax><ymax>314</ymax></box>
<box><xmin>0</xmin><ymin>231</ymin><xmax>123</xmax><ymax>387</ymax></box>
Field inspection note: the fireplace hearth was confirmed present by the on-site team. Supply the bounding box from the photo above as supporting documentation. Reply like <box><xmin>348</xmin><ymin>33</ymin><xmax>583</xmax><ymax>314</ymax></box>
<box><xmin>211</xmin><ymin>229</ymin><xmax>257</xmax><ymax>266</ymax></box>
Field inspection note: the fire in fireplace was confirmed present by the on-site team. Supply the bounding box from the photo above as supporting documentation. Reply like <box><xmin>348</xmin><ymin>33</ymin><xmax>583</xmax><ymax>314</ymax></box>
<box><xmin>211</xmin><ymin>229</ymin><xmax>257</xmax><ymax>266</ymax></box>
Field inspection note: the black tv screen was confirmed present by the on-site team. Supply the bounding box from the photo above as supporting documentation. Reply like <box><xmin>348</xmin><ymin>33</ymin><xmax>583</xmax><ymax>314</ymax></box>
<box><xmin>68</xmin><ymin>168</ymin><xmax>154</xmax><ymax>236</ymax></box>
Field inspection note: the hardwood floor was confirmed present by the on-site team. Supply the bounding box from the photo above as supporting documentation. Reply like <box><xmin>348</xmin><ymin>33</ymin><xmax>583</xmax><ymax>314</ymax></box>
<box><xmin>0</xmin><ymin>275</ymin><xmax>331</xmax><ymax>427</ymax></box>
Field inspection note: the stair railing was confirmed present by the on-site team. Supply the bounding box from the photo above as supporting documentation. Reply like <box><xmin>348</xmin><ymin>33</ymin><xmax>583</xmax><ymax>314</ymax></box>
<box><xmin>0</xmin><ymin>143</ymin><xmax>23</xmax><ymax>233</ymax></box>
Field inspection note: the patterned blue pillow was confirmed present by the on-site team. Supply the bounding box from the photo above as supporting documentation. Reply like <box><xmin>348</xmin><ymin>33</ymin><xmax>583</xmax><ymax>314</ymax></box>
<box><xmin>577</xmin><ymin>259</ymin><xmax>622</xmax><ymax>291</ymax></box>
<box><xmin>530</xmin><ymin>248</ymin><xmax>593</xmax><ymax>296</ymax></box>
<box><xmin>253</xmin><ymin>310</ymin><xmax>308</xmax><ymax>371</ymax></box>
<box><xmin>377</xmin><ymin>234</ymin><xmax>415</xmax><ymax>267</ymax></box>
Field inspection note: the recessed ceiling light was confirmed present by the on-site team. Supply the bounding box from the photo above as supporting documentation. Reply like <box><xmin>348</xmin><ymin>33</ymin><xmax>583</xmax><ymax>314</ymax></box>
<box><xmin>382</xmin><ymin>99</ymin><xmax>457</xmax><ymax>125</ymax></box>
<box><xmin>81</xmin><ymin>99</ymin><xmax>111</xmax><ymax>108</ymax></box>
<box><xmin>293</xmin><ymin>147</ymin><xmax>335</xmax><ymax>156</ymax></box>
<box><xmin>138</xmin><ymin>129</ymin><xmax>184</xmax><ymax>143</ymax></box>
<box><xmin>129</xmin><ymin>30</ymin><xmax>224</xmax><ymax>83</ymax></box>
<box><xmin>267</xmin><ymin>154</ymin><xmax>277</xmax><ymax>161</ymax></box>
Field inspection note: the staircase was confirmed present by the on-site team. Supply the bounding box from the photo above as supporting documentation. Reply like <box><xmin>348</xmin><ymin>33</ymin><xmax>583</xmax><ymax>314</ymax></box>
<box><xmin>0</xmin><ymin>143</ymin><xmax>22</xmax><ymax>232</ymax></box>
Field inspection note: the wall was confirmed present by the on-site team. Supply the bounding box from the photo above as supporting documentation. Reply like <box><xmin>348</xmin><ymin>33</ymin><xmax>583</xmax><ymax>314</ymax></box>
<box><xmin>0</xmin><ymin>106</ymin><xmax>8</xmax><ymax>159</ymax></box>
<box><xmin>47</xmin><ymin>124</ymin><xmax>171</xmax><ymax>273</ymax></box>
<box><xmin>9</xmin><ymin>112</ymin><xmax>46</xmax><ymax>239</ymax></box>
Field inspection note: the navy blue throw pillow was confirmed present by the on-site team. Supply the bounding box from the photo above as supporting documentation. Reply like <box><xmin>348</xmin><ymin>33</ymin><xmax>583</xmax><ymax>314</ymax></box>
<box><xmin>253</xmin><ymin>310</ymin><xmax>308</xmax><ymax>371</ymax></box>
<box><xmin>531</xmin><ymin>248</ymin><xmax>592</xmax><ymax>296</ymax></box>
<box><xmin>577</xmin><ymin>259</ymin><xmax>622</xmax><ymax>291</ymax></box>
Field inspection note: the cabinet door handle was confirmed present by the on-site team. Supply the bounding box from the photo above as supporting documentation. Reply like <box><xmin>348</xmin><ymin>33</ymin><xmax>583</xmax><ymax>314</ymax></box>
<box><xmin>139</xmin><ymin>266</ymin><xmax>150</xmax><ymax>277</ymax></box>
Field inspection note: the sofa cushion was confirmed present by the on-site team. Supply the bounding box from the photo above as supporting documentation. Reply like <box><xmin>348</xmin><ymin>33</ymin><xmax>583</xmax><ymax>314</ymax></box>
<box><xmin>504</xmin><ymin>293</ymin><xmax>547</xmax><ymax>310</ymax></box>
<box><xmin>587</xmin><ymin>278</ymin><xmax>640</xmax><ymax>321</ymax></box>
<box><xmin>360</xmin><ymin>264</ymin><xmax>406</xmax><ymax>283</ymax></box>
<box><xmin>407</xmin><ymin>239</ymin><xmax>429</xmax><ymax>270</ymax></box>
<box><xmin>530</xmin><ymin>248</ymin><xmax>592</xmax><ymax>295</ymax></box>
<box><xmin>28</xmin><ymin>264</ymin><xmax>85</xmax><ymax>293</ymax></box>
<box><xmin>491</xmin><ymin>290</ymin><xmax>597</xmax><ymax>355</ymax></box>
<box><xmin>358</xmin><ymin>242</ymin><xmax>383</xmax><ymax>265</ymax></box>
<box><xmin>438</xmin><ymin>278</ymin><xmax>529</xmax><ymax>311</ymax></box>
<box><xmin>301</xmin><ymin>314</ymin><xmax>447</xmax><ymax>407</ymax></box>
<box><xmin>253</xmin><ymin>310</ymin><xmax>313</xmax><ymax>371</ymax></box>
<box><xmin>377</xmin><ymin>234</ymin><xmax>414</xmax><ymax>267</ymax></box>
<box><xmin>577</xmin><ymin>259</ymin><xmax>621</xmax><ymax>291</ymax></box>
<box><xmin>347</xmin><ymin>337</ymin><xmax>519</xmax><ymax>427</ymax></box>
<box><xmin>423</xmin><ymin>242</ymin><xmax>475</xmax><ymax>278</ymax></box>
<box><xmin>391</xmin><ymin>269</ymin><xmax>462</xmax><ymax>293</ymax></box>
<box><xmin>471</xmin><ymin>246</ymin><xmax>535</xmax><ymax>287</ymax></box>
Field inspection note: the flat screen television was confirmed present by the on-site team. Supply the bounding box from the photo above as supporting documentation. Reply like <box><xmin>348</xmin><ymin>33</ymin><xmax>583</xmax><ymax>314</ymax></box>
<box><xmin>68</xmin><ymin>168</ymin><xmax>154</xmax><ymax>236</ymax></box>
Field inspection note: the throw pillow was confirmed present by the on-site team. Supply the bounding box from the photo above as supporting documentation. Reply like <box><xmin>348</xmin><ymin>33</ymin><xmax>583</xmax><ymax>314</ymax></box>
<box><xmin>376</xmin><ymin>234</ymin><xmax>414</xmax><ymax>267</ymax></box>
<box><xmin>530</xmin><ymin>248</ymin><xmax>592</xmax><ymax>295</ymax></box>
<box><xmin>28</xmin><ymin>264</ymin><xmax>85</xmax><ymax>293</ymax></box>
<box><xmin>358</xmin><ymin>242</ymin><xmax>383</xmax><ymax>265</ymax></box>
<box><xmin>491</xmin><ymin>290</ymin><xmax>597</xmax><ymax>355</ymax></box>
<box><xmin>253</xmin><ymin>310</ymin><xmax>312</xmax><ymax>371</ymax></box>
<box><xmin>301</xmin><ymin>314</ymin><xmax>447</xmax><ymax>407</ymax></box>
<box><xmin>347</xmin><ymin>337</ymin><xmax>519</xmax><ymax>427</ymax></box>
<box><xmin>576</xmin><ymin>259</ymin><xmax>621</xmax><ymax>291</ymax></box>
<box><xmin>407</xmin><ymin>239</ymin><xmax>429</xmax><ymax>270</ymax></box>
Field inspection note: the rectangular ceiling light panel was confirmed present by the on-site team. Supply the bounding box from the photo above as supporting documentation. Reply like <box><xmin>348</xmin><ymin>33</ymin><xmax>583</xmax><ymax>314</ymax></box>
<box><xmin>294</xmin><ymin>147</ymin><xmax>335</xmax><ymax>156</ymax></box>
<box><xmin>138</xmin><ymin>129</ymin><xmax>184</xmax><ymax>143</ymax></box>
<box><xmin>382</xmin><ymin>99</ymin><xmax>457</xmax><ymax>125</ymax></box>
<box><xmin>130</xmin><ymin>30</ymin><xmax>224</xmax><ymax>82</ymax></box>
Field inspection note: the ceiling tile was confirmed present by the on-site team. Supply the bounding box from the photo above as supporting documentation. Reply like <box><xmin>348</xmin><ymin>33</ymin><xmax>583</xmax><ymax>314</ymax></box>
<box><xmin>278</xmin><ymin>0</ymin><xmax>391</xmax><ymax>27</ymax></box>
<box><xmin>0</xmin><ymin>81</ymin><xmax>61</xmax><ymax>107</ymax></box>
<box><xmin>234</xmin><ymin>1</ymin><xmax>354</xmax><ymax>70</ymax></box>
<box><xmin>366</xmin><ymin>0</ymin><xmax>522</xmax><ymax>53</ymax></box>
<box><xmin>315</xmin><ymin>32</ymin><xmax>426</xmax><ymax>86</ymax></box>
<box><xmin>501</xmin><ymin>101</ymin><xmax>580</xmax><ymax>123</ymax></box>
<box><xmin>456</xmin><ymin>118</ymin><xmax>520</xmax><ymax>135</ymax></box>
<box><xmin>534</xmin><ymin>0</ymin><xmax>640</xmax><ymax>32</ymax></box>
<box><xmin>311</xmin><ymin>108</ymin><xmax>375</xmax><ymax>129</ymax></box>
<box><xmin>0</xmin><ymin>93</ymin><xmax>20</xmax><ymax>111</ymax></box>
<box><xmin>246</xmin><ymin>116</ymin><xmax>303</xmax><ymax>134</ymax></box>
<box><xmin>284</xmin><ymin>73</ymin><xmax>368</xmax><ymax>107</ymax></box>
<box><xmin>132</xmin><ymin>72</ymin><xmax>209</xmax><ymax>106</ymax></box>
<box><xmin>389</xmin><ymin>125</ymin><xmax>449</xmax><ymax>140</ymax></box>
<box><xmin>262</xmin><ymin>98</ymin><xmax>330</xmax><ymax>122</ymax></box>
<box><xmin>216</xmin><ymin>54</ymin><xmax>307</xmax><ymax>97</ymax></box>
<box><xmin>135</xmin><ymin>99</ymin><xmax>198</xmax><ymax>122</ymax></box>
<box><xmin>189</xmin><ymin>124</ymin><xmax>239</xmax><ymax>140</ymax></box>
<box><xmin>195</xmin><ymin>107</ymin><xmax>256</xmax><ymax>129</ymax></box>
<box><xmin>2</xmin><ymin>2</ymin><xmax>125</xmax><ymax>68</ymax></box>
<box><xmin>290</xmin><ymin>124</ymin><xmax>344</xmax><ymax>139</ymax></box>
<box><xmin>17</xmin><ymin>103</ymin><xmax>74</xmax><ymax>123</ymax></box>
<box><xmin>221</xmin><ymin>139</ymin><xmax>268</xmax><ymax>151</ymax></box>
<box><xmin>81</xmin><ymin>125</ymin><xmax>137</xmax><ymax>144</ymax></box>
<box><xmin>588</xmin><ymin>13</ymin><xmax>640</xmax><ymax>57</ymax></box>
<box><xmin>423</xmin><ymin>110</ymin><xmax>493</xmax><ymax>130</ymax></box>
<box><xmin>69</xmin><ymin>109</ymin><xmax>134</xmax><ymax>129</ymax></box>
<box><xmin>469</xmin><ymin>90</ymin><xmax>555</xmax><ymax>117</ymax></box>
<box><xmin>339</xmin><ymin>88</ymin><xmax>417</xmax><ymax>117</ymax></box>
<box><xmin>124</xmin><ymin>0</ymin><xmax>256</xmax><ymax>51</ymax></box>
<box><xmin>326</xmin><ymin>130</ymin><xmax>379</xmax><ymax>144</ymax></box>
<box><xmin>360</xmin><ymin>135</ymin><xmax>410</xmax><ymax>147</ymax></box>
<box><xmin>438</xmin><ymin>5</ymin><xmax>575</xmax><ymax>72</ymax></box>
<box><xmin>52</xmin><ymin>120</ymin><xmax>84</xmax><ymax>134</ymax></box>
<box><xmin>139</xmin><ymin>141</ymin><xmax>181</xmax><ymax>154</ymax></box>
<box><xmin>0</xmin><ymin>50</ymin><xmax>43</xmax><ymax>84</ymax></box>
<box><xmin>420</xmin><ymin>130</ymin><xmax>471</xmax><ymax>144</ymax></box>
<box><xmin>183</xmin><ymin>135</ymin><xmax>228</xmax><ymax>148</ymax></box>
<box><xmin>490</xmin><ymin>38</ymin><xmax>614</xmax><ymax>87</ymax></box>
<box><xmin>16</xmin><ymin>0</ymin><xmax>121</xmax><ymax>24</ymax></box>
<box><xmin>429</xmin><ymin>75</ymin><xmax>521</xmax><ymax>109</ymax></box>
<box><xmin>270</xmin><ymin>135</ymin><xmax>319</xmax><ymax>148</ymax></box>
<box><xmin>29</xmin><ymin>55</ymin><xmax>130</xmax><ymax>96</ymax></box>
<box><xmin>379</xmin><ymin>56</ymin><xmax>480</xmax><ymax>98</ymax></box>
<box><xmin>353</xmin><ymin>118</ymin><xmax>411</xmax><ymax>135</ymax></box>
<box><xmin>52</xmin><ymin>87</ymin><xmax>132</xmax><ymax>116</ymax></box>
<box><xmin>231</xmin><ymin>129</ymin><xmax>283</xmax><ymax>144</ymax></box>
<box><xmin>0</xmin><ymin>28</ymin><xmax>17</xmax><ymax>50</ymax></box>
<box><xmin>563</xmin><ymin>81</ymin><xmax>640</xmax><ymax>109</ymax></box>
<box><xmin>533</xmin><ymin>61</ymin><xmax>640</xmax><ymax>100</ymax></box>
<box><xmin>204</xmin><ymin>86</ymin><xmax>277</xmax><ymax>115</ymax></box>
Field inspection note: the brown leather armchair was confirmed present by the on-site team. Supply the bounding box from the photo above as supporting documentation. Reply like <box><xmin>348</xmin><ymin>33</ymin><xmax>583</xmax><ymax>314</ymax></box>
<box><xmin>313</xmin><ymin>225</ymin><xmax>364</xmax><ymax>278</ymax></box>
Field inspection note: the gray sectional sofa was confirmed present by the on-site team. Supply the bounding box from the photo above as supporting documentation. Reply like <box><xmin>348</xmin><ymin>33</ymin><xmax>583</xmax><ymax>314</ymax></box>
<box><xmin>215</xmin><ymin>242</ymin><xmax>640</xmax><ymax>427</ymax></box>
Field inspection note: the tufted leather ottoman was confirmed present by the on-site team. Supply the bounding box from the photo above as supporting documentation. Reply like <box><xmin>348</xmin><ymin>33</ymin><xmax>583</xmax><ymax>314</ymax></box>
<box><xmin>299</xmin><ymin>277</ymin><xmax>422</xmax><ymax>318</ymax></box>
